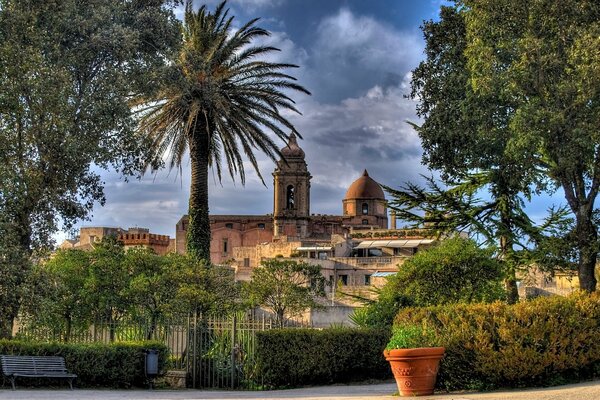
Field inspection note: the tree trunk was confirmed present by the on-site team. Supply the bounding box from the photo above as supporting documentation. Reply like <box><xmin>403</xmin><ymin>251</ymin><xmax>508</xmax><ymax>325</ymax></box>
<box><xmin>499</xmin><ymin>218</ymin><xmax>519</xmax><ymax>304</ymax></box>
<box><xmin>0</xmin><ymin>213</ymin><xmax>33</xmax><ymax>339</ymax></box>
<box><xmin>187</xmin><ymin>126</ymin><xmax>211</xmax><ymax>262</ymax></box>
<box><xmin>575</xmin><ymin>213</ymin><xmax>597</xmax><ymax>292</ymax></box>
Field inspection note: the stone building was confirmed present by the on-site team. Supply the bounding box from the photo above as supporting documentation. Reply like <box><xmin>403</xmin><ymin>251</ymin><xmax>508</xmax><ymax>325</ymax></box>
<box><xmin>60</xmin><ymin>226</ymin><xmax>174</xmax><ymax>255</ymax></box>
<box><xmin>175</xmin><ymin>133</ymin><xmax>434</xmax><ymax>299</ymax></box>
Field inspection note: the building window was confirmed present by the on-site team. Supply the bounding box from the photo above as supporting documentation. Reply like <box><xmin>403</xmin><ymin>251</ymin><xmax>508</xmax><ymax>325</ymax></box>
<box><xmin>225</xmin><ymin>223</ymin><xmax>233</xmax><ymax>229</ymax></box>
<box><xmin>362</xmin><ymin>202</ymin><xmax>369</xmax><ymax>215</ymax></box>
<box><xmin>362</xmin><ymin>219</ymin><xmax>369</xmax><ymax>225</ymax></box>
<box><xmin>338</xmin><ymin>274</ymin><xmax>348</xmax><ymax>286</ymax></box>
<box><xmin>244</xmin><ymin>258</ymin><xmax>250</xmax><ymax>268</ymax></box>
<box><xmin>364</xmin><ymin>274</ymin><xmax>371</xmax><ymax>286</ymax></box>
<box><xmin>286</xmin><ymin>185</ymin><xmax>295</xmax><ymax>209</ymax></box>
<box><xmin>258</xmin><ymin>223</ymin><xmax>265</xmax><ymax>230</ymax></box>
<box><xmin>222</xmin><ymin>239</ymin><xmax>228</xmax><ymax>254</ymax></box>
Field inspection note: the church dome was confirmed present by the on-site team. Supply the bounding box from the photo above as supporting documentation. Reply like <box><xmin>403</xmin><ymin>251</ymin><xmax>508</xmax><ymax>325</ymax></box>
<box><xmin>280</xmin><ymin>132</ymin><xmax>305</xmax><ymax>159</ymax></box>
<box><xmin>344</xmin><ymin>170</ymin><xmax>385</xmax><ymax>200</ymax></box>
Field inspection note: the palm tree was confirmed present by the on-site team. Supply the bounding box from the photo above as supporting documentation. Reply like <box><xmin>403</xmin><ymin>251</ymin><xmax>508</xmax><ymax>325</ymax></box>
<box><xmin>135</xmin><ymin>1</ymin><xmax>309</xmax><ymax>260</ymax></box>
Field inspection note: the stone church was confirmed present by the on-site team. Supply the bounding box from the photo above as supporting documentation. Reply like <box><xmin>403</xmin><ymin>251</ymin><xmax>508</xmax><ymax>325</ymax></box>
<box><xmin>175</xmin><ymin>133</ymin><xmax>392</xmax><ymax>265</ymax></box>
<box><xmin>175</xmin><ymin>133</ymin><xmax>434</xmax><ymax>295</ymax></box>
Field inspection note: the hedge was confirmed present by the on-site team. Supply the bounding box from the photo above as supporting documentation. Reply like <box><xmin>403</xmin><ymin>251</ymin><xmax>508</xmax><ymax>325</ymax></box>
<box><xmin>255</xmin><ymin>328</ymin><xmax>391</xmax><ymax>388</ymax></box>
<box><xmin>395</xmin><ymin>292</ymin><xmax>600</xmax><ymax>390</ymax></box>
<box><xmin>0</xmin><ymin>340</ymin><xmax>169</xmax><ymax>388</ymax></box>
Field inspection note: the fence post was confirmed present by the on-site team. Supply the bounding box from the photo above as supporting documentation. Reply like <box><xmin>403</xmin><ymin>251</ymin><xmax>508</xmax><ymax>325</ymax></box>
<box><xmin>192</xmin><ymin>311</ymin><xmax>197</xmax><ymax>389</ymax></box>
<box><xmin>231</xmin><ymin>314</ymin><xmax>237</xmax><ymax>389</ymax></box>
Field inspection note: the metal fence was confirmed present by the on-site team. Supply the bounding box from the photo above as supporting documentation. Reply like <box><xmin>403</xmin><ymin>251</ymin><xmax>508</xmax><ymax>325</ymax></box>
<box><xmin>15</xmin><ymin>312</ymin><xmax>310</xmax><ymax>389</ymax></box>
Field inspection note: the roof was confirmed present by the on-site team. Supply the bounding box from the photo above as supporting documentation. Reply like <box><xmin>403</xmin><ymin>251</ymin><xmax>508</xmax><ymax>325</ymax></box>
<box><xmin>372</xmin><ymin>272</ymin><xmax>396</xmax><ymax>277</ymax></box>
<box><xmin>280</xmin><ymin>132</ymin><xmax>305</xmax><ymax>159</ymax></box>
<box><xmin>296</xmin><ymin>246</ymin><xmax>334</xmax><ymax>251</ymax></box>
<box><xmin>344</xmin><ymin>170</ymin><xmax>385</xmax><ymax>200</ymax></box>
<box><xmin>354</xmin><ymin>239</ymin><xmax>434</xmax><ymax>249</ymax></box>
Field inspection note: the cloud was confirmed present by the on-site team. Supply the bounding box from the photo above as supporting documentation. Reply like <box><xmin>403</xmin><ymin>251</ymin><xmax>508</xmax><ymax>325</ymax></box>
<box><xmin>59</xmin><ymin>5</ymin><xmax>431</xmax><ymax>240</ymax></box>
<box><xmin>305</xmin><ymin>8</ymin><xmax>424</xmax><ymax>102</ymax></box>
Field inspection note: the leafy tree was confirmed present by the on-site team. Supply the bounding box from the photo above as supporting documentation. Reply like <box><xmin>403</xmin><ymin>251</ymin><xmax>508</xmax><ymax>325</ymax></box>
<box><xmin>135</xmin><ymin>1</ymin><xmax>309</xmax><ymax>260</ymax></box>
<box><xmin>350</xmin><ymin>238</ymin><xmax>504</xmax><ymax>327</ymax></box>
<box><xmin>461</xmin><ymin>0</ymin><xmax>600</xmax><ymax>292</ymax></box>
<box><xmin>390</xmin><ymin>237</ymin><xmax>505</xmax><ymax>306</ymax></box>
<box><xmin>21</xmin><ymin>250</ymin><xmax>91</xmax><ymax>342</ymax></box>
<box><xmin>244</xmin><ymin>260</ymin><xmax>326</xmax><ymax>327</ymax></box>
<box><xmin>123</xmin><ymin>247</ymin><xmax>177</xmax><ymax>339</ymax></box>
<box><xmin>0</xmin><ymin>0</ymin><xmax>180</xmax><ymax>337</ymax></box>
<box><xmin>84</xmin><ymin>238</ymin><xmax>131</xmax><ymax>341</ymax></box>
<box><xmin>404</xmin><ymin>5</ymin><xmax>535</xmax><ymax>304</ymax></box>
<box><xmin>166</xmin><ymin>253</ymin><xmax>243</xmax><ymax>316</ymax></box>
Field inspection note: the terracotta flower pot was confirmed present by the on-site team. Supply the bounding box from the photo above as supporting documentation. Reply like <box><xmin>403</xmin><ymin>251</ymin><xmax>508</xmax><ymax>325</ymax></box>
<box><xmin>384</xmin><ymin>347</ymin><xmax>445</xmax><ymax>396</ymax></box>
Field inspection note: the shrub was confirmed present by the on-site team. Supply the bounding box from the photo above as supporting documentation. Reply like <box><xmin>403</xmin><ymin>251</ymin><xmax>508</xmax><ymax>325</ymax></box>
<box><xmin>0</xmin><ymin>340</ymin><xmax>169</xmax><ymax>388</ymax></box>
<box><xmin>255</xmin><ymin>328</ymin><xmax>391</xmax><ymax>388</ymax></box>
<box><xmin>395</xmin><ymin>293</ymin><xmax>600</xmax><ymax>390</ymax></box>
<box><xmin>386</xmin><ymin>324</ymin><xmax>437</xmax><ymax>350</ymax></box>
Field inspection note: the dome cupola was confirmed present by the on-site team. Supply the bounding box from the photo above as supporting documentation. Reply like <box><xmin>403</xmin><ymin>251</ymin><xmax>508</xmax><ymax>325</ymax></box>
<box><xmin>344</xmin><ymin>169</ymin><xmax>385</xmax><ymax>200</ymax></box>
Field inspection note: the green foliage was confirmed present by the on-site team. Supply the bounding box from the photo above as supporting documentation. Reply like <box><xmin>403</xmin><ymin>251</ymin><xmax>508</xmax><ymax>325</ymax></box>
<box><xmin>134</xmin><ymin>1</ymin><xmax>309</xmax><ymax>259</ymax></box>
<box><xmin>244</xmin><ymin>260</ymin><xmax>326</xmax><ymax>327</ymax></box>
<box><xmin>20</xmin><ymin>243</ymin><xmax>243</xmax><ymax>340</ymax></box>
<box><xmin>0</xmin><ymin>340</ymin><xmax>168</xmax><ymax>388</ymax></box>
<box><xmin>348</xmin><ymin>287</ymin><xmax>412</xmax><ymax>329</ymax></box>
<box><xmin>391</xmin><ymin>237</ymin><xmax>505</xmax><ymax>306</ymax></box>
<box><xmin>386</xmin><ymin>324</ymin><xmax>436</xmax><ymax>350</ymax></box>
<box><xmin>395</xmin><ymin>293</ymin><xmax>600</xmax><ymax>390</ymax></box>
<box><xmin>0</xmin><ymin>0</ymin><xmax>180</xmax><ymax>336</ymax></box>
<box><xmin>255</xmin><ymin>328</ymin><xmax>390</xmax><ymax>388</ymax></box>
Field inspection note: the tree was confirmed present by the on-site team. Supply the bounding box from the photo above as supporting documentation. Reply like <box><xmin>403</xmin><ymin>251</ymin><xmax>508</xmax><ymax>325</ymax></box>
<box><xmin>0</xmin><ymin>0</ymin><xmax>180</xmax><ymax>337</ymax></box>
<box><xmin>405</xmin><ymin>5</ymin><xmax>537</xmax><ymax>303</ymax></box>
<box><xmin>388</xmin><ymin>237</ymin><xmax>505</xmax><ymax>307</ymax></box>
<box><xmin>135</xmin><ymin>1</ymin><xmax>310</xmax><ymax>260</ymax></box>
<box><xmin>123</xmin><ymin>247</ymin><xmax>177</xmax><ymax>339</ymax></box>
<box><xmin>244</xmin><ymin>260</ymin><xmax>325</xmax><ymax>327</ymax></box>
<box><xmin>166</xmin><ymin>253</ymin><xmax>243</xmax><ymax>316</ymax></box>
<box><xmin>461</xmin><ymin>0</ymin><xmax>600</xmax><ymax>292</ymax></box>
<box><xmin>21</xmin><ymin>250</ymin><xmax>91</xmax><ymax>342</ymax></box>
<box><xmin>84</xmin><ymin>238</ymin><xmax>131</xmax><ymax>341</ymax></box>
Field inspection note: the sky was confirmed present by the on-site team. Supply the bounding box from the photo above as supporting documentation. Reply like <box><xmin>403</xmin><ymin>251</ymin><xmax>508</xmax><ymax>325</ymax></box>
<box><xmin>63</xmin><ymin>0</ymin><xmax>562</xmax><ymax>240</ymax></box>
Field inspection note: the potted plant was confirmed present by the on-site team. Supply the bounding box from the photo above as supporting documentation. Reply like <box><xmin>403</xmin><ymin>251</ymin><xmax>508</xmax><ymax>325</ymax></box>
<box><xmin>383</xmin><ymin>324</ymin><xmax>445</xmax><ymax>396</ymax></box>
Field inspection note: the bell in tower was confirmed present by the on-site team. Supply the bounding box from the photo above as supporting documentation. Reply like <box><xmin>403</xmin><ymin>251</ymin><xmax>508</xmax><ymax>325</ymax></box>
<box><xmin>272</xmin><ymin>132</ymin><xmax>311</xmax><ymax>238</ymax></box>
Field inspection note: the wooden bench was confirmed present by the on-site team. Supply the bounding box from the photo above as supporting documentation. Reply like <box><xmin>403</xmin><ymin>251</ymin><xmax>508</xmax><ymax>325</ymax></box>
<box><xmin>0</xmin><ymin>355</ymin><xmax>77</xmax><ymax>390</ymax></box>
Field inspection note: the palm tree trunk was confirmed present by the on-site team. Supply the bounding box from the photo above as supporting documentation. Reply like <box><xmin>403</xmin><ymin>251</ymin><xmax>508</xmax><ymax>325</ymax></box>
<box><xmin>187</xmin><ymin>127</ymin><xmax>211</xmax><ymax>261</ymax></box>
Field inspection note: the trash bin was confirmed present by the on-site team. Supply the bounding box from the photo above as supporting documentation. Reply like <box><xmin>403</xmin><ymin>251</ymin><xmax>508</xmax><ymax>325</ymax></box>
<box><xmin>145</xmin><ymin>349</ymin><xmax>159</xmax><ymax>384</ymax></box>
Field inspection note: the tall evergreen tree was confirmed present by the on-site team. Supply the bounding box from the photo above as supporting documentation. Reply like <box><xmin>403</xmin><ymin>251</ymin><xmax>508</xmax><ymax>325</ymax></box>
<box><xmin>135</xmin><ymin>1</ymin><xmax>309</xmax><ymax>260</ymax></box>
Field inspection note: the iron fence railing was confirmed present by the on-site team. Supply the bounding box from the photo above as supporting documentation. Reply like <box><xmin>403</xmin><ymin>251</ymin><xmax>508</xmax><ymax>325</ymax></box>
<box><xmin>15</xmin><ymin>311</ymin><xmax>311</xmax><ymax>389</ymax></box>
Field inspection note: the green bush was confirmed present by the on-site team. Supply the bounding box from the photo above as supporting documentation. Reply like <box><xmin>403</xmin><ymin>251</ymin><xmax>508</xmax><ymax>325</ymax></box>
<box><xmin>0</xmin><ymin>340</ymin><xmax>169</xmax><ymax>388</ymax></box>
<box><xmin>386</xmin><ymin>324</ymin><xmax>437</xmax><ymax>350</ymax></box>
<box><xmin>395</xmin><ymin>293</ymin><xmax>600</xmax><ymax>390</ymax></box>
<box><xmin>255</xmin><ymin>328</ymin><xmax>391</xmax><ymax>388</ymax></box>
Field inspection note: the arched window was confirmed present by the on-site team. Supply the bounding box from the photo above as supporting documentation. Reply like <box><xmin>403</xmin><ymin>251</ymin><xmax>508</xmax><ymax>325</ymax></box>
<box><xmin>362</xmin><ymin>202</ymin><xmax>369</xmax><ymax>215</ymax></box>
<box><xmin>362</xmin><ymin>219</ymin><xmax>369</xmax><ymax>225</ymax></box>
<box><xmin>286</xmin><ymin>185</ymin><xmax>295</xmax><ymax>209</ymax></box>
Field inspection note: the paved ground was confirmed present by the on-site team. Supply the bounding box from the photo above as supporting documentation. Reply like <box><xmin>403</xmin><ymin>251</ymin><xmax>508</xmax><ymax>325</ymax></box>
<box><xmin>1</xmin><ymin>380</ymin><xmax>600</xmax><ymax>400</ymax></box>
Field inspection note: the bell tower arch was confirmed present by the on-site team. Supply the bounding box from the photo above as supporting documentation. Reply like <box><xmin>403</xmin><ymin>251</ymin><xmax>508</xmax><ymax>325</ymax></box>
<box><xmin>273</xmin><ymin>132</ymin><xmax>311</xmax><ymax>237</ymax></box>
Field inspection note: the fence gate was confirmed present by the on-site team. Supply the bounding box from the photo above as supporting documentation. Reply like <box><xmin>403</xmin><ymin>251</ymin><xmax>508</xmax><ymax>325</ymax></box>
<box><xmin>186</xmin><ymin>313</ymin><xmax>273</xmax><ymax>389</ymax></box>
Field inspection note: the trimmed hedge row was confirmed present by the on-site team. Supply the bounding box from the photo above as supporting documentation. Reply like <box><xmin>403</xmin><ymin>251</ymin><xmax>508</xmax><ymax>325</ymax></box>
<box><xmin>0</xmin><ymin>340</ymin><xmax>169</xmax><ymax>387</ymax></box>
<box><xmin>255</xmin><ymin>328</ymin><xmax>391</xmax><ymax>388</ymax></box>
<box><xmin>395</xmin><ymin>293</ymin><xmax>600</xmax><ymax>390</ymax></box>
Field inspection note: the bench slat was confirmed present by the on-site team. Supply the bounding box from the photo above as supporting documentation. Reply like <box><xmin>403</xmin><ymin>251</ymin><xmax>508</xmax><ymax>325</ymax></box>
<box><xmin>1</xmin><ymin>355</ymin><xmax>77</xmax><ymax>390</ymax></box>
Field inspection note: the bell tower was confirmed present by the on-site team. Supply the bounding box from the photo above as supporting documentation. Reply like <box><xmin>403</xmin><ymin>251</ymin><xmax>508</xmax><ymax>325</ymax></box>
<box><xmin>273</xmin><ymin>132</ymin><xmax>311</xmax><ymax>237</ymax></box>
